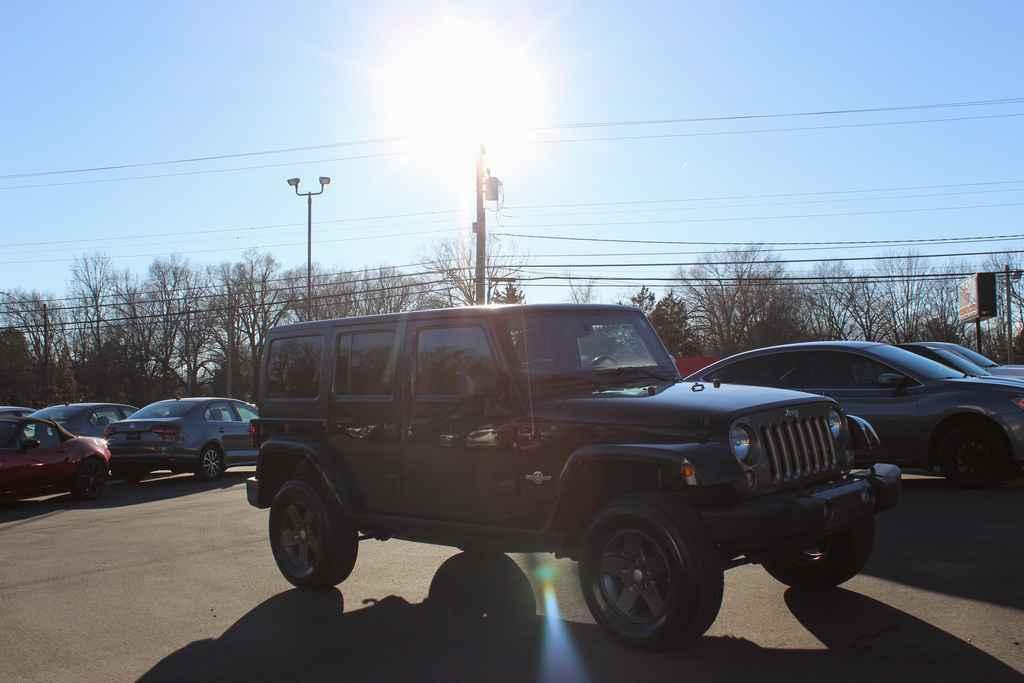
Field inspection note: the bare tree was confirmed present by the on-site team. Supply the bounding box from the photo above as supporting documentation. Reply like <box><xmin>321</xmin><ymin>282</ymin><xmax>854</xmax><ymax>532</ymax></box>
<box><xmin>423</xmin><ymin>235</ymin><xmax>522</xmax><ymax>305</ymax></box>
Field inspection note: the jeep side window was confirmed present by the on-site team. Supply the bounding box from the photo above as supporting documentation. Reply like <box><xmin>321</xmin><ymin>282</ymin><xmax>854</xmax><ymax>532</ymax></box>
<box><xmin>415</xmin><ymin>326</ymin><xmax>496</xmax><ymax>396</ymax></box>
<box><xmin>335</xmin><ymin>331</ymin><xmax>397</xmax><ymax>396</ymax></box>
<box><xmin>266</xmin><ymin>335</ymin><xmax>323</xmax><ymax>398</ymax></box>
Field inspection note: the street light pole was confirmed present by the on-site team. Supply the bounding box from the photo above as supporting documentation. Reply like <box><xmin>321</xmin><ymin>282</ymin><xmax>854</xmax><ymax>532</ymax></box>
<box><xmin>287</xmin><ymin>176</ymin><xmax>331</xmax><ymax>320</ymax></box>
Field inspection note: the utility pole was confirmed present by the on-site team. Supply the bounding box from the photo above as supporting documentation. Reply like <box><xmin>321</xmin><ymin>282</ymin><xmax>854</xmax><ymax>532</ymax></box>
<box><xmin>225</xmin><ymin>283</ymin><xmax>234</xmax><ymax>398</ymax></box>
<box><xmin>1007</xmin><ymin>264</ymin><xmax>1015</xmax><ymax>364</ymax></box>
<box><xmin>286</xmin><ymin>176</ymin><xmax>331</xmax><ymax>320</ymax></box>
<box><xmin>976</xmin><ymin>318</ymin><xmax>983</xmax><ymax>354</ymax></box>
<box><xmin>185</xmin><ymin>306</ymin><xmax>194</xmax><ymax>396</ymax></box>
<box><xmin>42</xmin><ymin>303</ymin><xmax>50</xmax><ymax>404</ymax></box>
<box><xmin>473</xmin><ymin>145</ymin><xmax>487</xmax><ymax>305</ymax></box>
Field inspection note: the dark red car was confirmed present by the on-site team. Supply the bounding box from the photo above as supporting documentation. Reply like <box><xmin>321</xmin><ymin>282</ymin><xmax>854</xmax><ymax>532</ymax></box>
<box><xmin>0</xmin><ymin>417</ymin><xmax>110</xmax><ymax>500</ymax></box>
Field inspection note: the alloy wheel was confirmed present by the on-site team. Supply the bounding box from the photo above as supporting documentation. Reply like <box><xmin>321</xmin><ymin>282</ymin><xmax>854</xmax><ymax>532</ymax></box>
<box><xmin>278</xmin><ymin>502</ymin><xmax>322</xmax><ymax>577</ymax></box>
<box><xmin>201</xmin><ymin>448</ymin><xmax>222</xmax><ymax>479</ymax></box>
<box><xmin>598</xmin><ymin>529</ymin><xmax>673</xmax><ymax>624</ymax></box>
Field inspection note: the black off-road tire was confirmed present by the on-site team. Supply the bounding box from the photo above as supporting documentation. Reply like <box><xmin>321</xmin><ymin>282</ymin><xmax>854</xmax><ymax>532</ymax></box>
<box><xmin>938</xmin><ymin>425</ymin><xmax>1006</xmax><ymax>488</ymax></box>
<box><xmin>71</xmin><ymin>457</ymin><xmax>108</xmax><ymax>500</ymax></box>
<box><xmin>763</xmin><ymin>515</ymin><xmax>875</xmax><ymax>590</ymax></box>
<box><xmin>269</xmin><ymin>479</ymin><xmax>358</xmax><ymax>589</ymax></box>
<box><xmin>579</xmin><ymin>497</ymin><xmax>724</xmax><ymax>650</ymax></box>
<box><xmin>194</xmin><ymin>444</ymin><xmax>225</xmax><ymax>481</ymax></box>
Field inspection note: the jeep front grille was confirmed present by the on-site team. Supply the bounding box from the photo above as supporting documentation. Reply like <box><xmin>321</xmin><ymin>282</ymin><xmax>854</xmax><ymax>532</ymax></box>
<box><xmin>759</xmin><ymin>416</ymin><xmax>837</xmax><ymax>483</ymax></box>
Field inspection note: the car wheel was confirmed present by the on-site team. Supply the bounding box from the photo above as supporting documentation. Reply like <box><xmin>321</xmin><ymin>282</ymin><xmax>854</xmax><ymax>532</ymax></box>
<box><xmin>579</xmin><ymin>499</ymin><xmax>723</xmax><ymax>650</ymax></box>
<box><xmin>269</xmin><ymin>479</ymin><xmax>358</xmax><ymax>589</ymax></box>
<box><xmin>194</xmin><ymin>445</ymin><xmax>225</xmax><ymax>481</ymax></box>
<box><xmin>71</xmin><ymin>457</ymin><xmax>108</xmax><ymax>500</ymax></box>
<box><xmin>939</xmin><ymin>425</ymin><xmax>1005</xmax><ymax>488</ymax></box>
<box><xmin>763</xmin><ymin>516</ymin><xmax>875</xmax><ymax>590</ymax></box>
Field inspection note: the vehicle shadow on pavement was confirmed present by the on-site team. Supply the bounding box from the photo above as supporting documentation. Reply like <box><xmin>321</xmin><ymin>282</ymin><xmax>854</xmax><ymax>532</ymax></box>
<box><xmin>0</xmin><ymin>471</ymin><xmax>251</xmax><ymax>525</ymax></box>
<box><xmin>137</xmin><ymin>553</ymin><xmax>1020</xmax><ymax>683</ymax></box>
<box><xmin>862</xmin><ymin>475</ymin><xmax>1024</xmax><ymax>611</ymax></box>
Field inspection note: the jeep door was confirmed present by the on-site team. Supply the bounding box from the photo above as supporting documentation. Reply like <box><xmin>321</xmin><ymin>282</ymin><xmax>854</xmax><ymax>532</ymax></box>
<box><xmin>328</xmin><ymin>325</ymin><xmax>403</xmax><ymax>513</ymax></box>
<box><xmin>401</xmin><ymin>320</ymin><xmax>515</xmax><ymax>522</ymax></box>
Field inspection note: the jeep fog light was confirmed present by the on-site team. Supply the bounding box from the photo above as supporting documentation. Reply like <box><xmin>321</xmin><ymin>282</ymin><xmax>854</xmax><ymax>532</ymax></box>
<box><xmin>729</xmin><ymin>424</ymin><xmax>754</xmax><ymax>464</ymax></box>
<box><xmin>828</xmin><ymin>410</ymin><xmax>844</xmax><ymax>440</ymax></box>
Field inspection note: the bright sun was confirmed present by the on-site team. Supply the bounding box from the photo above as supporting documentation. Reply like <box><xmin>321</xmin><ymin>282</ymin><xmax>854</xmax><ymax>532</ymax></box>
<box><xmin>366</xmin><ymin>18</ymin><xmax>548</xmax><ymax>184</ymax></box>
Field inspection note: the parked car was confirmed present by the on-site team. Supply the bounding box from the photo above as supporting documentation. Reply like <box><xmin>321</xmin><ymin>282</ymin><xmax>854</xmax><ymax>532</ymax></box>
<box><xmin>687</xmin><ymin>341</ymin><xmax>1024</xmax><ymax>487</ymax></box>
<box><xmin>0</xmin><ymin>416</ymin><xmax>110</xmax><ymax>500</ymax></box>
<box><xmin>246</xmin><ymin>304</ymin><xmax>900</xmax><ymax>650</ymax></box>
<box><xmin>31</xmin><ymin>403</ymin><xmax>138</xmax><ymax>437</ymax></box>
<box><xmin>0</xmin><ymin>406</ymin><xmax>35</xmax><ymax>417</ymax></box>
<box><xmin>105</xmin><ymin>398</ymin><xmax>258</xmax><ymax>482</ymax></box>
<box><xmin>912</xmin><ymin>341</ymin><xmax>1024</xmax><ymax>379</ymax></box>
<box><xmin>897</xmin><ymin>342</ymin><xmax>1023</xmax><ymax>381</ymax></box>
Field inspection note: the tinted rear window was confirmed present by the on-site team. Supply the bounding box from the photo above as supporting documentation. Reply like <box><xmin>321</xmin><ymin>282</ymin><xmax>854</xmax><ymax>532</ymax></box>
<box><xmin>32</xmin><ymin>406</ymin><xmax>79</xmax><ymax>422</ymax></box>
<box><xmin>131</xmin><ymin>401</ymin><xmax>196</xmax><ymax>418</ymax></box>
<box><xmin>266</xmin><ymin>335</ymin><xmax>323</xmax><ymax>398</ymax></box>
<box><xmin>0</xmin><ymin>422</ymin><xmax>19</xmax><ymax>446</ymax></box>
<box><xmin>870</xmin><ymin>345</ymin><xmax>962</xmax><ymax>380</ymax></box>
<box><xmin>335</xmin><ymin>330</ymin><xmax>397</xmax><ymax>396</ymax></box>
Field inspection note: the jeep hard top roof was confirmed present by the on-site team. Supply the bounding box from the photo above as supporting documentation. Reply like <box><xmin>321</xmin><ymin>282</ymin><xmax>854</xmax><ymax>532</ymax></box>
<box><xmin>267</xmin><ymin>303</ymin><xmax>639</xmax><ymax>336</ymax></box>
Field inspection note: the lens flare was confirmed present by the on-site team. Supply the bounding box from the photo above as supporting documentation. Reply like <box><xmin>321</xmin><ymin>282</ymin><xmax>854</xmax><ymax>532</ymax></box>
<box><xmin>533</xmin><ymin>559</ymin><xmax>587</xmax><ymax>682</ymax></box>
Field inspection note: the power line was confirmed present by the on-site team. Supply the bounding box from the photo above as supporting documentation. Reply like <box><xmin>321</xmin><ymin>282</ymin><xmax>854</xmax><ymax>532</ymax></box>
<box><xmin>493</xmin><ymin>230</ymin><xmax>1024</xmax><ymax>247</ymax></box>
<box><xmin>495</xmin><ymin>200</ymin><xmax>1024</xmax><ymax>231</ymax></box>
<box><xmin>0</xmin><ymin>151</ymin><xmax>404</xmax><ymax>192</ymax></box>
<box><xmin>535</xmin><ymin>96</ymin><xmax>1024</xmax><ymax>130</ymax></box>
<box><xmin>6</xmin><ymin>96</ymin><xmax>1020</xmax><ymax>181</ymax></box>
<box><xmin>532</xmin><ymin>111</ymin><xmax>1024</xmax><ymax>145</ymax></box>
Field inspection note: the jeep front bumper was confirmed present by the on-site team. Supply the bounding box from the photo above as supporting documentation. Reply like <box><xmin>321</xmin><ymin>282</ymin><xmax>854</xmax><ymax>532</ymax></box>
<box><xmin>699</xmin><ymin>464</ymin><xmax>901</xmax><ymax>555</ymax></box>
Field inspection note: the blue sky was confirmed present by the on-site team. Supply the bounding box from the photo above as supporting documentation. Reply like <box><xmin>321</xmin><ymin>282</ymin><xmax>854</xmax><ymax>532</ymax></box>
<box><xmin>2</xmin><ymin>1</ymin><xmax>1023</xmax><ymax>303</ymax></box>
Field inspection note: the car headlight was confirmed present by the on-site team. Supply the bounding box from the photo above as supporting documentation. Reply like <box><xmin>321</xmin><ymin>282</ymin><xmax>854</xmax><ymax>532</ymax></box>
<box><xmin>828</xmin><ymin>409</ymin><xmax>844</xmax><ymax>440</ymax></box>
<box><xmin>729</xmin><ymin>423</ymin><xmax>754</xmax><ymax>464</ymax></box>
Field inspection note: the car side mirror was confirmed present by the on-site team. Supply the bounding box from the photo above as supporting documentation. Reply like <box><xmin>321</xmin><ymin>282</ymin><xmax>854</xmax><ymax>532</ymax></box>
<box><xmin>877</xmin><ymin>372</ymin><xmax>906</xmax><ymax>388</ymax></box>
<box><xmin>19</xmin><ymin>438</ymin><xmax>40</xmax><ymax>451</ymax></box>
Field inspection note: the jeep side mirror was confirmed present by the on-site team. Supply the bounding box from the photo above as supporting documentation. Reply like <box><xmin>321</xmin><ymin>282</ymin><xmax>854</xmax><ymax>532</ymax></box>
<box><xmin>19</xmin><ymin>438</ymin><xmax>40</xmax><ymax>451</ymax></box>
<box><xmin>877</xmin><ymin>372</ymin><xmax>906</xmax><ymax>388</ymax></box>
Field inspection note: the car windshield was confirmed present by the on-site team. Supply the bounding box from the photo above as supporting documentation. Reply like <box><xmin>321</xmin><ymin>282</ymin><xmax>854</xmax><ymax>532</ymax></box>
<box><xmin>503</xmin><ymin>309</ymin><xmax>679</xmax><ymax>386</ymax></box>
<box><xmin>946</xmin><ymin>344</ymin><xmax>999</xmax><ymax>368</ymax></box>
<box><xmin>0</xmin><ymin>421</ymin><xmax>19</xmax><ymax>446</ymax></box>
<box><xmin>931</xmin><ymin>348</ymin><xmax>989</xmax><ymax>376</ymax></box>
<box><xmin>871</xmin><ymin>345</ymin><xmax>964</xmax><ymax>380</ymax></box>
<box><xmin>129</xmin><ymin>401</ymin><xmax>195</xmax><ymax>418</ymax></box>
<box><xmin>31</xmin><ymin>406</ymin><xmax>77</xmax><ymax>422</ymax></box>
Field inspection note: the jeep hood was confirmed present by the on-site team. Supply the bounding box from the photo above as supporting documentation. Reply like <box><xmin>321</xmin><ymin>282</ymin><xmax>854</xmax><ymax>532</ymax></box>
<box><xmin>532</xmin><ymin>381</ymin><xmax>834</xmax><ymax>431</ymax></box>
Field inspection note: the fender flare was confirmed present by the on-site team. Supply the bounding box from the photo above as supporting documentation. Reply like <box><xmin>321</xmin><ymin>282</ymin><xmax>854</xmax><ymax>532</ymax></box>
<box><xmin>545</xmin><ymin>442</ymin><xmax>741</xmax><ymax>533</ymax></box>
<box><xmin>256</xmin><ymin>438</ymin><xmax>354</xmax><ymax>511</ymax></box>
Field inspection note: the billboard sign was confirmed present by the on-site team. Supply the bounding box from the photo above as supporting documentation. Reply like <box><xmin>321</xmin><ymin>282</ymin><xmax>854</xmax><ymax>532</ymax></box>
<box><xmin>958</xmin><ymin>272</ymin><xmax>997</xmax><ymax>324</ymax></box>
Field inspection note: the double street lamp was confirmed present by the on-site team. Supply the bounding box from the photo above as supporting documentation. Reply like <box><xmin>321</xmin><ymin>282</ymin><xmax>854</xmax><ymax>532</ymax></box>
<box><xmin>287</xmin><ymin>176</ymin><xmax>331</xmax><ymax>320</ymax></box>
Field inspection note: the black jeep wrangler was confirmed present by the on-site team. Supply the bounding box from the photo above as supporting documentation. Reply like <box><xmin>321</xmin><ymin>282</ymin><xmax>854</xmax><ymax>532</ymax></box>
<box><xmin>246</xmin><ymin>304</ymin><xmax>900</xmax><ymax>649</ymax></box>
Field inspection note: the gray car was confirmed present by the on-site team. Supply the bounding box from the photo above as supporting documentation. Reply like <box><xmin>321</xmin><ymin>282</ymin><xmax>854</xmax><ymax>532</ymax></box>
<box><xmin>687</xmin><ymin>341</ymin><xmax>1024</xmax><ymax>487</ymax></box>
<box><xmin>915</xmin><ymin>341</ymin><xmax>1024</xmax><ymax>379</ymax></box>
<box><xmin>0</xmin><ymin>406</ymin><xmax>34</xmax><ymax>417</ymax></box>
<box><xmin>106</xmin><ymin>398</ymin><xmax>258</xmax><ymax>482</ymax></box>
<box><xmin>31</xmin><ymin>403</ymin><xmax>138</xmax><ymax>437</ymax></box>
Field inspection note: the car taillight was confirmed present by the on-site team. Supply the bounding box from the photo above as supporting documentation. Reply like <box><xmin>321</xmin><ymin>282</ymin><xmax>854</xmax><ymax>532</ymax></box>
<box><xmin>103</xmin><ymin>425</ymin><xmax>115</xmax><ymax>438</ymax></box>
<box><xmin>250</xmin><ymin>421</ymin><xmax>260</xmax><ymax>448</ymax></box>
<box><xmin>152</xmin><ymin>426</ymin><xmax>179</xmax><ymax>441</ymax></box>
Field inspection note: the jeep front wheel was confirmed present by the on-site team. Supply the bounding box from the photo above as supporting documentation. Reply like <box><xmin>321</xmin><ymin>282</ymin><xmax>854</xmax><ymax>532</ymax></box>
<box><xmin>269</xmin><ymin>480</ymin><xmax>358</xmax><ymax>589</ymax></box>
<box><xmin>579</xmin><ymin>501</ymin><xmax>723</xmax><ymax>650</ymax></box>
<box><xmin>762</xmin><ymin>515</ymin><xmax>875</xmax><ymax>590</ymax></box>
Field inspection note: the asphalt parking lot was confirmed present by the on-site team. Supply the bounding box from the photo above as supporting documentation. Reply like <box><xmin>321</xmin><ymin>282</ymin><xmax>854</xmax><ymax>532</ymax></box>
<box><xmin>1</xmin><ymin>470</ymin><xmax>1021</xmax><ymax>683</ymax></box>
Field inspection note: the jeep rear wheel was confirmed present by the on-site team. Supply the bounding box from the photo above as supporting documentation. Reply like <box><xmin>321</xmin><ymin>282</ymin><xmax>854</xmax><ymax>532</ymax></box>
<box><xmin>763</xmin><ymin>516</ymin><xmax>875</xmax><ymax>590</ymax></box>
<box><xmin>579</xmin><ymin>500</ymin><xmax>723</xmax><ymax>650</ymax></box>
<box><xmin>269</xmin><ymin>480</ymin><xmax>357</xmax><ymax>589</ymax></box>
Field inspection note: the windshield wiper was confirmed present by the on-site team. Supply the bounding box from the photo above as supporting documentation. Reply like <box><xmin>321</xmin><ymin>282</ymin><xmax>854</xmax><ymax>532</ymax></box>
<box><xmin>592</xmin><ymin>365</ymin><xmax>679</xmax><ymax>384</ymax></box>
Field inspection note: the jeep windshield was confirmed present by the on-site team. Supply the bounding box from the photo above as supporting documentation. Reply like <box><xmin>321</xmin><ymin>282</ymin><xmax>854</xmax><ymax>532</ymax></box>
<box><xmin>503</xmin><ymin>309</ymin><xmax>680</xmax><ymax>391</ymax></box>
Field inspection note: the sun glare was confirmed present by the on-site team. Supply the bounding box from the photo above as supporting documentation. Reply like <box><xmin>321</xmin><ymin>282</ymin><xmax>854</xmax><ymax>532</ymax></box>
<box><xmin>367</xmin><ymin>18</ymin><xmax>548</xmax><ymax>185</ymax></box>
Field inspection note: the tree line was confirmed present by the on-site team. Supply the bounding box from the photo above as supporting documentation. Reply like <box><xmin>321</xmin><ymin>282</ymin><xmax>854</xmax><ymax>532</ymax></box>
<box><xmin>1</xmin><ymin>240</ymin><xmax>1021</xmax><ymax>407</ymax></box>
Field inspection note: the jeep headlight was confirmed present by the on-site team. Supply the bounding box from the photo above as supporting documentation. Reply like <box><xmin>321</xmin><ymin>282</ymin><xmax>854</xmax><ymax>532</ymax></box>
<box><xmin>828</xmin><ymin>409</ymin><xmax>844</xmax><ymax>440</ymax></box>
<box><xmin>729</xmin><ymin>423</ymin><xmax>754</xmax><ymax>464</ymax></box>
